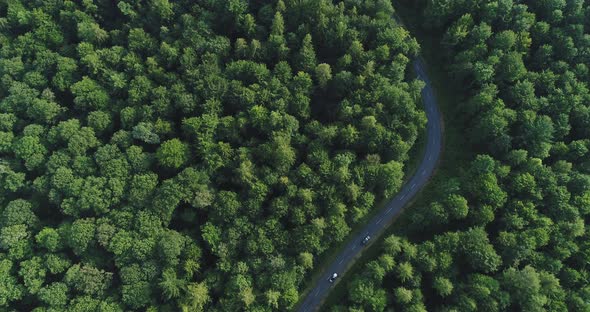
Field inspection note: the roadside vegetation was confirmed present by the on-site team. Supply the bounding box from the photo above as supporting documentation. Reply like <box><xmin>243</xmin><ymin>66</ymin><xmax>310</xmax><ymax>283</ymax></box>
<box><xmin>329</xmin><ymin>0</ymin><xmax>590</xmax><ymax>311</ymax></box>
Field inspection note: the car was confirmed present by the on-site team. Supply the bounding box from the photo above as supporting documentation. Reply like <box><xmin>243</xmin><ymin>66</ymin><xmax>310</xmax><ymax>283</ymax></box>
<box><xmin>362</xmin><ymin>235</ymin><xmax>371</xmax><ymax>245</ymax></box>
<box><xmin>329</xmin><ymin>273</ymin><xmax>338</xmax><ymax>283</ymax></box>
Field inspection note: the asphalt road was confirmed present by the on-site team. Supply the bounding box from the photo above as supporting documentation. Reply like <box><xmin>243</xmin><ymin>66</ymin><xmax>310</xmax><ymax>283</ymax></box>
<box><xmin>296</xmin><ymin>57</ymin><xmax>443</xmax><ymax>312</ymax></box>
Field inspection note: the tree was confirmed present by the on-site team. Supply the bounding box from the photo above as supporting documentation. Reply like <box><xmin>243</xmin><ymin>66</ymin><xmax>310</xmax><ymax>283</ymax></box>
<box><xmin>128</xmin><ymin>173</ymin><xmax>159</xmax><ymax>206</ymax></box>
<box><xmin>240</xmin><ymin>286</ymin><xmax>255</xmax><ymax>307</ymax></box>
<box><xmin>122</xmin><ymin>281</ymin><xmax>152</xmax><ymax>309</ymax></box>
<box><xmin>509</xmin><ymin>80</ymin><xmax>538</xmax><ymax>110</ymax></box>
<box><xmin>348</xmin><ymin>277</ymin><xmax>387</xmax><ymax>311</ymax></box>
<box><xmin>45</xmin><ymin>254</ymin><xmax>71</xmax><ymax>275</ymax></box>
<box><xmin>64</xmin><ymin>264</ymin><xmax>113</xmax><ymax>297</ymax></box>
<box><xmin>511</xmin><ymin>172</ymin><xmax>541</xmax><ymax>199</ymax></box>
<box><xmin>443</xmin><ymin>14</ymin><xmax>474</xmax><ymax>46</ymax></box>
<box><xmin>497</xmin><ymin>52</ymin><xmax>527</xmax><ymax>83</ymax></box>
<box><xmin>181</xmin><ymin>282</ymin><xmax>209</xmax><ymax>311</ymax></box>
<box><xmin>492</xmin><ymin>30</ymin><xmax>517</xmax><ymax>50</ymax></box>
<box><xmin>235</xmin><ymin>38</ymin><xmax>249</xmax><ymax>59</ymax></box>
<box><xmin>66</xmin><ymin>219</ymin><xmax>96</xmax><ymax>255</ymax></box>
<box><xmin>383</xmin><ymin>235</ymin><xmax>403</xmax><ymax>255</ymax></box>
<box><xmin>444</xmin><ymin>194</ymin><xmax>469</xmax><ymax>219</ymax></box>
<box><xmin>315</xmin><ymin>63</ymin><xmax>332</xmax><ymax>89</ymax></box>
<box><xmin>128</xmin><ymin>28</ymin><xmax>157</xmax><ymax>54</ymax></box>
<box><xmin>77</xmin><ymin>20</ymin><xmax>108</xmax><ymax>44</ymax></box>
<box><xmin>87</xmin><ymin>111</ymin><xmax>112</xmax><ymax>134</ymax></box>
<box><xmin>158</xmin><ymin>231</ymin><xmax>184</xmax><ymax>266</ymax></box>
<box><xmin>502</xmin><ymin>266</ymin><xmax>546</xmax><ymax>311</ymax></box>
<box><xmin>159</xmin><ymin>268</ymin><xmax>185</xmax><ymax>300</ymax></box>
<box><xmin>70</xmin><ymin>77</ymin><xmax>109</xmax><ymax>110</ymax></box>
<box><xmin>0</xmin><ymin>165</ymin><xmax>25</xmax><ymax>194</ymax></box>
<box><xmin>379</xmin><ymin>161</ymin><xmax>404</xmax><ymax>198</ymax></box>
<box><xmin>396</xmin><ymin>262</ymin><xmax>414</xmax><ymax>283</ymax></box>
<box><xmin>241</xmin><ymin>14</ymin><xmax>256</xmax><ymax>37</ymax></box>
<box><xmin>12</xmin><ymin>135</ymin><xmax>47</xmax><ymax>170</ymax></box>
<box><xmin>126</xmin><ymin>145</ymin><xmax>152</xmax><ymax>173</ymax></box>
<box><xmin>257</xmin><ymin>133</ymin><xmax>296</xmax><ymax>174</ymax></box>
<box><xmin>0</xmin><ymin>225</ymin><xmax>31</xmax><ymax>260</ymax></box>
<box><xmin>265</xmin><ymin>290</ymin><xmax>280</xmax><ymax>309</ymax></box>
<box><xmin>271</xmin><ymin>11</ymin><xmax>284</xmax><ymax>36</ymax></box>
<box><xmin>128</xmin><ymin>75</ymin><xmax>153</xmax><ymax>105</ymax></box>
<box><xmin>1</xmin><ymin>199</ymin><xmax>38</xmax><ymax>229</ymax></box>
<box><xmin>38</xmin><ymin>282</ymin><xmax>69</xmax><ymax>307</ymax></box>
<box><xmin>0</xmin><ymin>131</ymin><xmax>14</xmax><ymax>154</ymax></box>
<box><xmin>394</xmin><ymin>287</ymin><xmax>413</xmax><ymax>304</ymax></box>
<box><xmin>465</xmin><ymin>156</ymin><xmax>508</xmax><ymax>209</ymax></box>
<box><xmin>27</xmin><ymin>98</ymin><xmax>63</xmax><ymax>124</ymax></box>
<box><xmin>35</xmin><ymin>228</ymin><xmax>62</xmax><ymax>252</ymax></box>
<box><xmin>19</xmin><ymin>256</ymin><xmax>46</xmax><ymax>295</ymax></box>
<box><xmin>296</xmin><ymin>34</ymin><xmax>317</xmax><ymax>73</ymax></box>
<box><xmin>459</xmin><ymin>227</ymin><xmax>502</xmax><ymax>273</ymax></box>
<box><xmin>212</xmin><ymin>191</ymin><xmax>240</xmax><ymax>221</ymax></box>
<box><xmin>433</xmin><ymin>277</ymin><xmax>453</xmax><ymax>297</ymax></box>
<box><xmin>268</xmin><ymin>12</ymin><xmax>289</xmax><ymax>60</ymax></box>
<box><xmin>156</xmin><ymin>139</ymin><xmax>189</xmax><ymax>169</ymax></box>
<box><xmin>150</xmin><ymin>0</ymin><xmax>173</xmax><ymax>20</ymax></box>
<box><xmin>519</xmin><ymin>112</ymin><xmax>554</xmax><ymax>159</ymax></box>
<box><xmin>0</xmin><ymin>259</ymin><xmax>24</xmax><ymax>307</ymax></box>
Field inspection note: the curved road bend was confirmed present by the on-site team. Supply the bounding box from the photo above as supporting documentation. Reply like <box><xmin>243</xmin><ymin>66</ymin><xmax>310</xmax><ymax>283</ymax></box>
<box><xmin>296</xmin><ymin>58</ymin><xmax>443</xmax><ymax>312</ymax></box>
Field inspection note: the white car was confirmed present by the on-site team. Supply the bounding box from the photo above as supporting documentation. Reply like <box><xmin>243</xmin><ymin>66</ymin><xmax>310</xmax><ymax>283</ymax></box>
<box><xmin>362</xmin><ymin>235</ymin><xmax>371</xmax><ymax>245</ymax></box>
<box><xmin>329</xmin><ymin>273</ymin><xmax>338</xmax><ymax>283</ymax></box>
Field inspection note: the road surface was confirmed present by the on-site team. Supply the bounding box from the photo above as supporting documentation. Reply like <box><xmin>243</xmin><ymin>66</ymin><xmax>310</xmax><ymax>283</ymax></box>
<box><xmin>296</xmin><ymin>57</ymin><xmax>443</xmax><ymax>312</ymax></box>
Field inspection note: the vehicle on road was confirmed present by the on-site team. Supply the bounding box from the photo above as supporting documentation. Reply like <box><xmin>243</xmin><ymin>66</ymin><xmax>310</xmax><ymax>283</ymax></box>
<box><xmin>328</xmin><ymin>273</ymin><xmax>338</xmax><ymax>283</ymax></box>
<box><xmin>361</xmin><ymin>235</ymin><xmax>371</xmax><ymax>245</ymax></box>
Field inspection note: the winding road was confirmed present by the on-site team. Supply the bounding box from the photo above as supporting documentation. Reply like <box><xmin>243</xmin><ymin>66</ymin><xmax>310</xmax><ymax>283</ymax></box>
<box><xmin>296</xmin><ymin>56</ymin><xmax>443</xmax><ymax>312</ymax></box>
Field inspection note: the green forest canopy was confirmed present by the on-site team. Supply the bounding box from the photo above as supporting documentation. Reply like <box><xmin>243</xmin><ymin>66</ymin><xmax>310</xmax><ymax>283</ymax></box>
<box><xmin>333</xmin><ymin>0</ymin><xmax>590</xmax><ymax>311</ymax></box>
<box><xmin>0</xmin><ymin>0</ymin><xmax>426</xmax><ymax>311</ymax></box>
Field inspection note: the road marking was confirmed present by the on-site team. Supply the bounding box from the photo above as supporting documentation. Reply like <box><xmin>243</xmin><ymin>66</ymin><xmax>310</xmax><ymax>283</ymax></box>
<box><xmin>377</xmin><ymin>217</ymin><xmax>383</xmax><ymax>224</ymax></box>
<box><xmin>314</xmin><ymin>289</ymin><xmax>319</xmax><ymax>296</ymax></box>
<box><xmin>338</xmin><ymin>258</ymin><xmax>343</xmax><ymax>264</ymax></box>
<box><xmin>411</xmin><ymin>183</ymin><xmax>416</xmax><ymax>189</ymax></box>
<box><xmin>422</xmin><ymin>170</ymin><xmax>427</xmax><ymax>176</ymax></box>
<box><xmin>428</xmin><ymin>155</ymin><xmax>432</xmax><ymax>161</ymax></box>
<box><xmin>387</xmin><ymin>207</ymin><xmax>393</xmax><ymax>213</ymax></box>
<box><xmin>401</xmin><ymin>194</ymin><xmax>405</xmax><ymax>200</ymax></box>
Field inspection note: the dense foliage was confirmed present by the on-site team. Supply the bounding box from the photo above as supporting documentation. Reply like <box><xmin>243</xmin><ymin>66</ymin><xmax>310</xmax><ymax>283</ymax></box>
<box><xmin>0</xmin><ymin>0</ymin><xmax>426</xmax><ymax>310</ymax></box>
<box><xmin>334</xmin><ymin>0</ymin><xmax>590</xmax><ymax>311</ymax></box>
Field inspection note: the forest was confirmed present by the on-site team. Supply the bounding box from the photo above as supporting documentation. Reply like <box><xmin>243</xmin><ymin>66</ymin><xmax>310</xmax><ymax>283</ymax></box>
<box><xmin>332</xmin><ymin>0</ymin><xmax>590</xmax><ymax>311</ymax></box>
<box><xmin>0</xmin><ymin>0</ymin><xmax>426</xmax><ymax>311</ymax></box>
